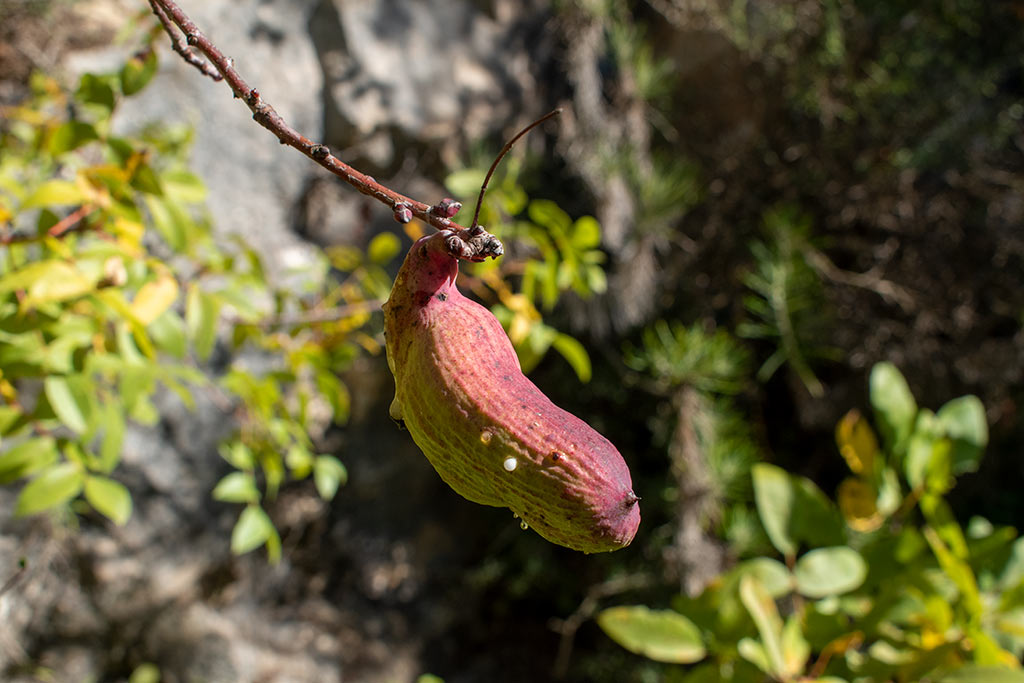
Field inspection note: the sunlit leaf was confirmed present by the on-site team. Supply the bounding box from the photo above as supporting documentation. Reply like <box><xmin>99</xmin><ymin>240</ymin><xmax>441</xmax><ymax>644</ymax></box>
<box><xmin>367</xmin><ymin>232</ymin><xmax>401</xmax><ymax>264</ymax></box>
<box><xmin>936</xmin><ymin>395</ymin><xmax>987</xmax><ymax>475</ymax></box>
<box><xmin>83</xmin><ymin>475</ymin><xmax>132</xmax><ymax>525</ymax></box>
<box><xmin>550</xmin><ymin>333</ymin><xmax>591</xmax><ymax>383</ymax></box>
<box><xmin>313</xmin><ymin>455</ymin><xmax>347</xmax><ymax>501</ymax></box>
<box><xmin>131</xmin><ymin>275</ymin><xmax>179</xmax><ymax>325</ymax></box>
<box><xmin>870</xmin><ymin>362</ymin><xmax>917</xmax><ymax>455</ymax></box>
<box><xmin>48</xmin><ymin>121</ymin><xmax>99</xmax><ymax>156</ymax></box>
<box><xmin>938</xmin><ymin>667</ymin><xmax>1024</xmax><ymax>682</ymax></box>
<box><xmin>835</xmin><ymin>409</ymin><xmax>878</xmax><ymax>475</ymax></box>
<box><xmin>739</xmin><ymin>574</ymin><xmax>786</xmax><ymax>678</ymax></box>
<box><xmin>597</xmin><ymin>606</ymin><xmax>706</xmax><ymax>664</ymax></box>
<box><xmin>570</xmin><ymin>215</ymin><xmax>601</xmax><ymax>249</ymax></box>
<box><xmin>793</xmin><ymin>547</ymin><xmax>867</xmax><ymax>598</ymax></box>
<box><xmin>15</xmin><ymin>462</ymin><xmax>85</xmax><ymax>516</ymax></box>
<box><xmin>0</xmin><ymin>437</ymin><xmax>59</xmax><ymax>484</ymax></box>
<box><xmin>120</xmin><ymin>49</ymin><xmax>158</xmax><ymax>96</ymax></box>
<box><xmin>186</xmin><ymin>285</ymin><xmax>220</xmax><ymax>361</ymax></box>
<box><xmin>837</xmin><ymin>477</ymin><xmax>883</xmax><ymax>532</ymax></box>
<box><xmin>20</xmin><ymin>180</ymin><xmax>87</xmax><ymax>209</ymax></box>
<box><xmin>737</xmin><ymin>557</ymin><xmax>793</xmax><ymax>598</ymax></box>
<box><xmin>213</xmin><ymin>471</ymin><xmax>260</xmax><ymax>504</ymax></box>
<box><xmin>230</xmin><ymin>505</ymin><xmax>273</xmax><ymax>555</ymax></box>
<box><xmin>43</xmin><ymin>375</ymin><xmax>91</xmax><ymax>434</ymax></box>
<box><xmin>752</xmin><ymin>464</ymin><xmax>843</xmax><ymax>558</ymax></box>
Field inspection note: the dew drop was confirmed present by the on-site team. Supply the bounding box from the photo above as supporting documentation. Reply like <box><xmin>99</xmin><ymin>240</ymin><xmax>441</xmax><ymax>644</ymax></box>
<box><xmin>512</xmin><ymin>512</ymin><xmax>519</xmax><ymax>519</ymax></box>
<box><xmin>479</xmin><ymin>430</ymin><xmax>493</xmax><ymax>445</ymax></box>
<box><xmin>503</xmin><ymin>456</ymin><xmax>518</xmax><ymax>472</ymax></box>
<box><xmin>519</xmin><ymin>520</ymin><xmax>529</xmax><ymax>531</ymax></box>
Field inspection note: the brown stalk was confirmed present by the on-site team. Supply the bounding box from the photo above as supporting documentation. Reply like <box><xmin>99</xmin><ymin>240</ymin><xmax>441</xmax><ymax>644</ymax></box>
<box><xmin>147</xmin><ymin>0</ymin><xmax>493</xmax><ymax>243</ymax></box>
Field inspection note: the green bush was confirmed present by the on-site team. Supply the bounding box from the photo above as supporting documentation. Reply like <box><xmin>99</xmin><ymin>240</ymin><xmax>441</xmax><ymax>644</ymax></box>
<box><xmin>599</xmin><ymin>363</ymin><xmax>1024</xmax><ymax>682</ymax></box>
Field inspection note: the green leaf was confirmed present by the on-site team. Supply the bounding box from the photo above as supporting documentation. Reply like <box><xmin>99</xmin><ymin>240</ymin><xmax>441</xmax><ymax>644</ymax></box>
<box><xmin>570</xmin><ymin>215</ymin><xmax>601</xmax><ymax>249</ymax></box>
<box><xmin>936</xmin><ymin>395</ymin><xmax>987</xmax><ymax>475</ymax></box>
<box><xmin>0</xmin><ymin>437</ymin><xmax>59</xmax><ymax>484</ymax></box>
<box><xmin>444</xmin><ymin>168</ymin><xmax>486</xmax><ymax>199</ymax></box>
<box><xmin>781</xmin><ymin>615</ymin><xmax>811</xmax><ymax>677</ymax></box>
<box><xmin>120</xmin><ymin>49</ymin><xmax>158</xmax><ymax>96</ymax></box>
<box><xmin>793</xmin><ymin>547</ymin><xmax>867</xmax><ymax>598</ymax></box>
<box><xmin>186</xmin><ymin>286</ymin><xmax>221</xmax><ymax>361</ymax></box>
<box><xmin>870</xmin><ymin>362</ymin><xmax>917</xmax><ymax>455</ymax></box>
<box><xmin>20</xmin><ymin>180</ymin><xmax>87</xmax><ymax>209</ymax></box>
<box><xmin>213</xmin><ymin>472</ymin><xmax>260</xmax><ymax>504</ymax></box>
<box><xmin>83</xmin><ymin>475</ymin><xmax>132</xmax><ymax>525</ymax></box>
<box><xmin>130</xmin><ymin>162</ymin><xmax>164</xmax><ymax>196</ymax></box>
<box><xmin>131</xmin><ymin>274</ymin><xmax>179</xmax><ymax>325</ymax></box>
<box><xmin>162</xmin><ymin>169</ymin><xmax>207</xmax><ymax>204</ymax></box>
<box><xmin>739</xmin><ymin>574</ymin><xmax>786</xmax><ymax>678</ymax></box>
<box><xmin>148</xmin><ymin>310</ymin><xmax>187</xmax><ymax>358</ymax></box>
<box><xmin>596</xmin><ymin>606</ymin><xmax>706</xmax><ymax>664</ymax></box>
<box><xmin>15</xmin><ymin>462</ymin><xmax>85</xmax><ymax>516</ymax></box>
<box><xmin>76</xmin><ymin>73</ymin><xmax>116</xmax><ymax>112</ymax></box>
<box><xmin>737</xmin><ymin>637</ymin><xmax>771</xmax><ymax>674</ymax></box>
<box><xmin>938</xmin><ymin>667</ymin><xmax>1024</xmax><ymax>683</ymax></box>
<box><xmin>752</xmin><ymin>464</ymin><xmax>843</xmax><ymax>558</ymax></box>
<box><xmin>737</xmin><ymin>558</ymin><xmax>793</xmax><ymax>598</ymax></box>
<box><xmin>49</xmin><ymin>121</ymin><xmax>99</xmax><ymax>156</ymax></box>
<box><xmin>98</xmin><ymin>398</ymin><xmax>126</xmax><ymax>473</ymax></box>
<box><xmin>528</xmin><ymin>199</ymin><xmax>571</xmax><ymax>234</ymax></box>
<box><xmin>128</xmin><ymin>663</ymin><xmax>161</xmax><ymax>683</ymax></box>
<box><xmin>313</xmin><ymin>455</ymin><xmax>347</xmax><ymax>501</ymax></box>
<box><xmin>220</xmin><ymin>441</ymin><xmax>256</xmax><ymax>471</ymax></box>
<box><xmin>551</xmin><ymin>333</ymin><xmax>592</xmax><ymax>383</ymax></box>
<box><xmin>44</xmin><ymin>375</ymin><xmax>91</xmax><ymax>434</ymax></box>
<box><xmin>230</xmin><ymin>505</ymin><xmax>274</xmax><ymax>556</ymax></box>
<box><xmin>367</xmin><ymin>232</ymin><xmax>402</xmax><ymax>265</ymax></box>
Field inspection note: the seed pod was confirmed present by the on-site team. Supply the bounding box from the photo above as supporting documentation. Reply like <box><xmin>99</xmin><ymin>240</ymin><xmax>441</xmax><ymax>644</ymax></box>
<box><xmin>383</xmin><ymin>230</ymin><xmax>639</xmax><ymax>553</ymax></box>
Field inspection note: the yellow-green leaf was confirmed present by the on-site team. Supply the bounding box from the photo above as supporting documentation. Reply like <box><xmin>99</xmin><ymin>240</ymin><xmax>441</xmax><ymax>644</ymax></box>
<box><xmin>313</xmin><ymin>455</ymin><xmax>347</xmax><ymax>501</ymax></box>
<box><xmin>213</xmin><ymin>471</ymin><xmax>260</xmax><ymax>504</ymax></box>
<box><xmin>43</xmin><ymin>375</ymin><xmax>91</xmax><ymax>433</ymax></box>
<box><xmin>0</xmin><ymin>436</ymin><xmax>59</xmax><ymax>484</ymax></box>
<box><xmin>83</xmin><ymin>475</ymin><xmax>132</xmax><ymax>525</ymax></box>
<box><xmin>15</xmin><ymin>462</ymin><xmax>84</xmax><ymax>516</ymax></box>
<box><xmin>739</xmin><ymin>574</ymin><xmax>786</xmax><ymax>678</ymax></box>
<box><xmin>368</xmin><ymin>232</ymin><xmax>401</xmax><ymax>265</ymax></box>
<box><xmin>836</xmin><ymin>409</ymin><xmax>878</xmax><ymax>475</ymax></box>
<box><xmin>131</xmin><ymin>275</ymin><xmax>179</xmax><ymax>325</ymax></box>
<box><xmin>596</xmin><ymin>606</ymin><xmax>706</xmax><ymax>664</ymax></box>
<box><xmin>20</xmin><ymin>180</ymin><xmax>87</xmax><ymax>209</ymax></box>
<box><xmin>231</xmin><ymin>505</ymin><xmax>274</xmax><ymax>557</ymax></box>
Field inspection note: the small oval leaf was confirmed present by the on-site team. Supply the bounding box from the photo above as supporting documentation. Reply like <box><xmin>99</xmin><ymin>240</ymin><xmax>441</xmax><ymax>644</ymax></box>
<box><xmin>84</xmin><ymin>475</ymin><xmax>132</xmax><ymax>525</ymax></box>
<box><xmin>15</xmin><ymin>462</ymin><xmax>84</xmax><ymax>516</ymax></box>
<box><xmin>597</xmin><ymin>606</ymin><xmax>706</xmax><ymax>664</ymax></box>
<box><xmin>794</xmin><ymin>546</ymin><xmax>867</xmax><ymax>598</ymax></box>
<box><xmin>230</xmin><ymin>505</ymin><xmax>273</xmax><ymax>556</ymax></box>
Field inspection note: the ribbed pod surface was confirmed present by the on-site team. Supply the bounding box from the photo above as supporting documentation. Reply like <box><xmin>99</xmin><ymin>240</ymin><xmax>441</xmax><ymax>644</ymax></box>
<box><xmin>383</xmin><ymin>231</ymin><xmax>640</xmax><ymax>553</ymax></box>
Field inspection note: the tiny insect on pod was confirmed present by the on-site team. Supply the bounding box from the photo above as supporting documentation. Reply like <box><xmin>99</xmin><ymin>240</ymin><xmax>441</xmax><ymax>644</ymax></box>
<box><xmin>383</xmin><ymin>229</ymin><xmax>640</xmax><ymax>553</ymax></box>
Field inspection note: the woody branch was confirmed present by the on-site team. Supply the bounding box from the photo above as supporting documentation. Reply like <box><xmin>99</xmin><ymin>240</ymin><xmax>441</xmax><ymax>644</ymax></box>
<box><xmin>146</xmin><ymin>0</ymin><xmax>499</xmax><ymax>257</ymax></box>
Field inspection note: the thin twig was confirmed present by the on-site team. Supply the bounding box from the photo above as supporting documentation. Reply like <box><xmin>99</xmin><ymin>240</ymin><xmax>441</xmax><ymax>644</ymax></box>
<box><xmin>147</xmin><ymin>0</ymin><xmax>484</xmax><ymax>235</ymax></box>
<box><xmin>148</xmin><ymin>0</ymin><xmax>222</xmax><ymax>81</ymax></box>
<box><xmin>470</xmin><ymin>109</ymin><xmax>562</xmax><ymax>230</ymax></box>
<box><xmin>0</xmin><ymin>558</ymin><xmax>27</xmax><ymax>598</ymax></box>
<box><xmin>549</xmin><ymin>573</ymin><xmax>653</xmax><ymax>679</ymax></box>
<box><xmin>803</xmin><ymin>246</ymin><xmax>915</xmax><ymax>312</ymax></box>
<box><xmin>1</xmin><ymin>204</ymin><xmax>97</xmax><ymax>245</ymax></box>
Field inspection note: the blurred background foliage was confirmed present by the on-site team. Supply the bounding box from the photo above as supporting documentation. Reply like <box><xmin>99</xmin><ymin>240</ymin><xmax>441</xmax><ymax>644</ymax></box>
<box><xmin>1</xmin><ymin>0</ymin><xmax>1023</xmax><ymax>681</ymax></box>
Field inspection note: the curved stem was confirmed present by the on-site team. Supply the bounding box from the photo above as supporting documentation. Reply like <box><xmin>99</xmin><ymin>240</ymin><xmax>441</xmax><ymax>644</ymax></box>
<box><xmin>470</xmin><ymin>109</ymin><xmax>562</xmax><ymax>230</ymax></box>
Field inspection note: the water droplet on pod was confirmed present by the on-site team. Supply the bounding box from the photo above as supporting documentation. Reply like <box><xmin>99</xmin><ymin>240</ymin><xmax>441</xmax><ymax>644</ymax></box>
<box><xmin>479</xmin><ymin>430</ymin><xmax>493</xmax><ymax>445</ymax></box>
<box><xmin>519</xmin><ymin>520</ymin><xmax>529</xmax><ymax>530</ymax></box>
<box><xmin>503</xmin><ymin>456</ymin><xmax>517</xmax><ymax>472</ymax></box>
<box><xmin>512</xmin><ymin>512</ymin><xmax>520</xmax><ymax>519</ymax></box>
